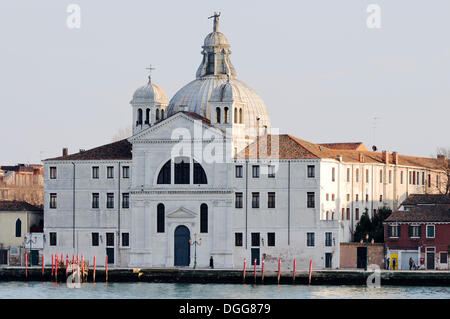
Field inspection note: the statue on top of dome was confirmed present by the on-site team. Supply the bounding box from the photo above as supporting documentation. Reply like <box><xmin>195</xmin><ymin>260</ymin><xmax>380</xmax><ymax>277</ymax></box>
<box><xmin>208</xmin><ymin>12</ymin><xmax>221</xmax><ymax>32</ymax></box>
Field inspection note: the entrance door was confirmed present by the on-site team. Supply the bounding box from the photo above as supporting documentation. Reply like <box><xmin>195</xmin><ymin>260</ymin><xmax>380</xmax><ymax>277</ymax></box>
<box><xmin>325</xmin><ymin>253</ymin><xmax>333</xmax><ymax>268</ymax></box>
<box><xmin>426</xmin><ymin>248</ymin><xmax>435</xmax><ymax>270</ymax></box>
<box><xmin>357</xmin><ymin>247</ymin><xmax>367</xmax><ymax>269</ymax></box>
<box><xmin>30</xmin><ymin>250</ymin><xmax>39</xmax><ymax>266</ymax></box>
<box><xmin>174</xmin><ymin>226</ymin><xmax>190</xmax><ymax>266</ymax></box>
<box><xmin>251</xmin><ymin>248</ymin><xmax>260</xmax><ymax>265</ymax></box>
<box><xmin>106</xmin><ymin>233</ymin><xmax>115</xmax><ymax>264</ymax></box>
<box><xmin>0</xmin><ymin>249</ymin><xmax>7</xmax><ymax>265</ymax></box>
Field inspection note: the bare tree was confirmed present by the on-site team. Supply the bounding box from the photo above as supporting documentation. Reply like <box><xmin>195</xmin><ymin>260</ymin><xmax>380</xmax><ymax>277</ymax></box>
<box><xmin>435</xmin><ymin>147</ymin><xmax>450</xmax><ymax>195</ymax></box>
<box><xmin>111</xmin><ymin>126</ymin><xmax>132</xmax><ymax>142</ymax></box>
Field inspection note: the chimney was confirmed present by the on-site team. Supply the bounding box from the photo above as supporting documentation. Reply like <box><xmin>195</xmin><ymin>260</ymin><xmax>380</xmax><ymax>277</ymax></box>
<box><xmin>392</xmin><ymin>151</ymin><xmax>399</xmax><ymax>165</ymax></box>
<box><xmin>437</xmin><ymin>154</ymin><xmax>448</xmax><ymax>168</ymax></box>
<box><xmin>62</xmin><ymin>148</ymin><xmax>68</xmax><ymax>157</ymax></box>
<box><xmin>358</xmin><ymin>153</ymin><xmax>364</xmax><ymax>162</ymax></box>
<box><xmin>382</xmin><ymin>150</ymin><xmax>389</xmax><ymax>164</ymax></box>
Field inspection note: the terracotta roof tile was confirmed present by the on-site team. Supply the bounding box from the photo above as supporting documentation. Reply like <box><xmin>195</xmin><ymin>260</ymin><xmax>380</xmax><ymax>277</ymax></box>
<box><xmin>318</xmin><ymin>142</ymin><xmax>368</xmax><ymax>151</ymax></box>
<box><xmin>401</xmin><ymin>194</ymin><xmax>450</xmax><ymax>206</ymax></box>
<box><xmin>385</xmin><ymin>205</ymin><xmax>450</xmax><ymax>223</ymax></box>
<box><xmin>45</xmin><ymin>139</ymin><xmax>132</xmax><ymax>161</ymax></box>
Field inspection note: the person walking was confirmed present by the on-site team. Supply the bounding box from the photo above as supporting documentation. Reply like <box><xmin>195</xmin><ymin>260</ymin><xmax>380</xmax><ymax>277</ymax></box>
<box><xmin>209</xmin><ymin>256</ymin><xmax>214</xmax><ymax>269</ymax></box>
<box><xmin>409</xmin><ymin>257</ymin><xmax>414</xmax><ymax>270</ymax></box>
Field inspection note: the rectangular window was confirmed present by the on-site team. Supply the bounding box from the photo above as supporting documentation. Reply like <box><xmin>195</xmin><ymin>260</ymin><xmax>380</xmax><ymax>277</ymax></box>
<box><xmin>49</xmin><ymin>232</ymin><xmax>57</xmax><ymax>246</ymax></box>
<box><xmin>106</xmin><ymin>233</ymin><xmax>114</xmax><ymax>246</ymax></box>
<box><xmin>92</xmin><ymin>193</ymin><xmax>99</xmax><ymax>209</ymax></box>
<box><xmin>426</xmin><ymin>225</ymin><xmax>435</xmax><ymax>238</ymax></box>
<box><xmin>365</xmin><ymin>194</ymin><xmax>369</xmax><ymax>202</ymax></box>
<box><xmin>332</xmin><ymin>167</ymin><xmax>335</xmax><ymax>182</ymax></box>
<box><xmin>235</xmin><ymin>165</ymin><xmax>243</xmax><ymax>178</ymax></box>
<box><xmin>380</xmin><ymin>195</ymin><xmax>383</xmax><ymax>202</ymax></box>
<box><xmin>346</xmin><ymin>208</ymin><xmax>350</xmax><ymax>220</ymax></box>
<box><xmin>325</xmin><ymin>232</ymin><xmax>332</xmax><ymax>247</ymax></box>
<box><xmin>413</xmin><ymin>171</ymin><xmax>416</xmax><ymax>185</ymax></box>
<box><xmin>380</xmin><ymin>169</ymin><xmax>383</xmax><ymax>183</ymax></box>
<box><xmin>50</xmin><ymin>167</ymin><xmax>57</xmax><ymax>179</ymax></box>
<box><xmin>107</xmin><ymin>193</ymin><xmax>114</xmax><ymax>209</ymax></box>
<box><xmin>92</xmin><ymin>166</ymin><xmax>99</xmax><ymax>179</ymax></box>
<box><xmin>440</xmin><ymin>252</ymin><xmax>448</xmax><ymax>264</ymax></box>
<box><xmin>307</xmin><ymin>233</ymin><xmax>315</xmax><ymax>247</ymax></box>
<box><xmin>347</xmin><ymin>168</ymin><xmax>350</xmax><ymax>182</ymax></box>
<box><xmin>122</xmin><ymin>233</ymin><xmax>129</xmax><ymax>247</ymax></box>
<box><xmin>50</xmin><ymin>193</ymin><xmax>57</xmax><ymax>209</ymax></box>
<box><xmin>268</xmin><ymin>192</ymin><xmax>275</xmax><ymax>208</ymax></box>
<box><xmin>422</xmin><ymin>172</ymin><xmax>425</xmax><ymax>185</ymax></box>
<box><xmin>107</xmin><ymin>166</ymin><xmax>114</xmax><ymax>179</ymax></box>
<box><xmin>409</xmin><ymin>225</ymin><xmax>420</xmax><ymax>238</ymax></box>
<box><xmin>122</xmin><ymin>193</ymin><xmax>129</xmax><ymax>209</ymax></box>
<box><xmin>251</xmin><ymin>233</ymin><xmax>260</xmax><ymax>246</ymax></box>
<box><xmin>268</xmin><ymin>165</ymin><xmax>275</xmax><ymax>178</ymax></box>
<box><xmin>332</xmin><ymin>194</ymin><xmax>335</xmax><ymax>201</ymax></box>
<box><xmin>307</xmin><ymin>165</ymin><xmax>315</xmax><ymax>178</ymax></box>
<box><xmin>307</xmin><ymin>192</ymin><xmax>315</xmax><ymax>208</ymax></box>
<box><xmin>428</xmin><ymin>174</ymin><xmax>431</xmax><ymax>187</ymax></box>
<box><xmin>355</xmin><ymin>208</ymin><xmax>360</xmax><ymax>220</ymax></box>
<box><xmin>252</xmin><ymin>192</ymin><xmax>260</xmax><ymax>208</ymax></box>
<box><xmin>389</xmin><ymin>225</ymin><xmax>400</xmax><ymax>238</ymax></box>
<box><xmin>235</xmin><ymin>192</ymin><xmax>243</xmax><ymax>208</ymax></box>
<box><xmin>436</xmin><ymin>175</ymin><xmax>440</xmax><ymax>188</ymax></box>
<box><xmin>389</xmin><ymin>170</ymin><xmax>392</xmax><ymax>184</ymax></box>
<box><xmin>401</xmin><ymin>171</ymin><xmax>404</xmax><ymax>184</ymax></box>
<box><xmin>346</xmin><ymin>194</ymin><xmax>350</xmax><ymax>201</ymax></box>
<box><xmin>92</xmin><ymin>233</ymin><xmax>99</xmax><ymax>246</ymax></box>
<box><xmin>267</xmin><ymin>233</ymin><xmax>275</xmax><ymax>246</ymax></box>
<box><xmin>326</xmin><ymin>193</ymin><xmax>329</xmax><ymax>201</ymax></box>
<box><xmin>235</xmin><ymin>233</ymin><xmax>243</xmax><ymax>247</ymax></box>
<box><xmin>355</xmin><ymin>169</ymin><xmax>359</xmax><ymax>183</ymax></box>
<box><xmin>355</xmin><ymin>194</ymin><xmax>359</xmax><ymax>202</ymax></box>
<box><xmin>122</xmin><ymin>166</ymin><xmax>130</xmax><ymax>178</ymax></box>
<box><xmin>366</xmin><ymin>169</ymin><xmax>369</xmax><ymax>183</ymax></box>
<box><xmin>252</xmin><ymin>165</ymin><xmax>260</xmax><ymax>178</ymax></box>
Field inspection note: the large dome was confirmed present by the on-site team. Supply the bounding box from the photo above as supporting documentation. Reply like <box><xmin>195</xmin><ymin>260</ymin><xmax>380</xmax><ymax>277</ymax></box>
<box><xmin>167</xmin><ymin>13</ymin><xmax>270</xmax><ymax>132</ymax></box>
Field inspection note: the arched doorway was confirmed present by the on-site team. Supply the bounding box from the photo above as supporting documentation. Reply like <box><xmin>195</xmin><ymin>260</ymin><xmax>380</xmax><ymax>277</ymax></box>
<box><xmin>174</xmin><ymin>225</ymin><xmax>190</xmax><ymax>266</ymax></box>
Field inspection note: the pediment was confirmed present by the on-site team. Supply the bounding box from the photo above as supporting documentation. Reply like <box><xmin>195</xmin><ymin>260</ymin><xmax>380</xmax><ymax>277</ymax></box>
<box><xmin>128</xmin><ymin>112</ymin><xmax>226</xmax><ymax>143</ymax></box>
<box><xmin>167</xmin><ymin>206</ymin><xmax>197</xmax><ymax>218</ymax></box>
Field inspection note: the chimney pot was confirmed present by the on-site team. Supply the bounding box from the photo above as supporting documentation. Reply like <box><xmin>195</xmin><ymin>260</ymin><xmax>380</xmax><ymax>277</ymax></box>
<box><xmin>62</xmin><ymin>148</ymin><xmax>68</xmax><ymax>157</ymax></box>
<box><xmin>392</xmin><ymin>151</ymin><xmax>399</xmax><ymax>164</ymax></box>
<box><xmin>382</xmin><ymin>150</ymin><xmax>389</xmax><ymax>164</ymax></box>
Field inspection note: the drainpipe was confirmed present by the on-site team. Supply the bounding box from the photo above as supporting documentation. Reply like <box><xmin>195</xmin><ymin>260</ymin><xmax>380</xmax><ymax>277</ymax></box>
<box><xmin>245</xmin><ymin>160</ymin><xmax>248</xmax><ymax>250</ymax></box>
<box><xmin>288</xmin><ymin>160</ymin><xmax>291</xmax><ymax>245</ymax></box>
<box><xmin>117</xmin><ymin>161</ymin><xmax>121</xmax><ymax>265</ymax></box>
<box><xmin>351</xmin><ymin>164</ymin><xmax>354</xmax><ymax>241</ymax></box>
<box><xmin>72</xmin><ymin>162</ymin><xmax>76</xmax><ymax>251</ymax></box>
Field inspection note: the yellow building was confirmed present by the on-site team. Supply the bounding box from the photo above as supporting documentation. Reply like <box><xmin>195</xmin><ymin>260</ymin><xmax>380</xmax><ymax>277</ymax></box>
<box><xmin>0</xmin><ymin>200</ymin><xmax>43</xmax><ymax>265</ymax></box>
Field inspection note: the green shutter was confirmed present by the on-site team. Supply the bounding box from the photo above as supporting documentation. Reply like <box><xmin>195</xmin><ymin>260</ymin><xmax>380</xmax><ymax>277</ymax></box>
<box><xmin>388</xmin><ymin>225</ymin><xmax>392</xmax><ymax>237</ymax></box>
<box><xmin>418</xmin><ymin>225</ymin><xmax>422</xmax><ymax>238</ymax></box>
<box><xmin>408</xmin><ymin>225</ymin><xmax>412</xmax><ymax>237</ymax></box>
<box><xmin>397</xmin><ymin>225</ymin><xmax>401</xmax><ymax>237</ymax></box>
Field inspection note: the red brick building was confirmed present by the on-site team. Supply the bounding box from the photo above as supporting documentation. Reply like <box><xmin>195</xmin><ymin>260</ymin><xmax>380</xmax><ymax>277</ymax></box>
<box><xmin>0</xmin><ymin>164</ymin><xmax>43</xmax><ymax>207</ymax></box>
<box><xmin>384</xmin><ymin>194</ymin><xmax>450</xmax><ymax>270</ymax></box>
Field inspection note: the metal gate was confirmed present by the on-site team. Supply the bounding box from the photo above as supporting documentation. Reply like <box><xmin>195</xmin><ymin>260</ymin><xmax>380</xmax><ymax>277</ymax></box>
<box><xmin>174</xmin><ymin>225</ymin><xmax>190</xmax><ymax>266</ymax></box>
<box><xmin>0</xmin><ymin>249</ymin><xmax>7</xmax><ymax>265</ymax></box>
<box><xmin>357</xmin><ymin>247</ymin><xmax>367</xmax><ymax>269</ymax></box>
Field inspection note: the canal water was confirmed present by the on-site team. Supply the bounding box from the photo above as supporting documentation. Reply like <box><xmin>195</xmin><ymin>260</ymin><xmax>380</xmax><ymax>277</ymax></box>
<box><xmin>0</xmin><ymin>282</ymin><xmax>448</xmax><ymax>299</ymax></box>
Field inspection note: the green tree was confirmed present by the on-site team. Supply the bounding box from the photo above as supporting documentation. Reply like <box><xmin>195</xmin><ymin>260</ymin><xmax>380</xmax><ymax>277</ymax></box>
<box><xmin>353</xmin><ymin>207</ymin><xmax>392</xmax><ymax>243</ymax></box>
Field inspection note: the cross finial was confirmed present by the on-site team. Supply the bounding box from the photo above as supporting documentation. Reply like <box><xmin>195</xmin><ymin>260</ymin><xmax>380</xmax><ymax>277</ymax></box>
<box><xmin>208</xmin><ymin>12</ymin><xmax>221</xmax><ymax>32</ymax></box>
<box><xmin>145</xmin><ymin>64</ymin><xmax>156</xmax><ymax>84</ymax></box>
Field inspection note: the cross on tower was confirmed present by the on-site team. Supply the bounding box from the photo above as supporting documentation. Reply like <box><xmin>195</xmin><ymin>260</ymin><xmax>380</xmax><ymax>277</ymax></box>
<box><xmin>146</xmin><ymin>64</ymin><xmax>156</xmax><ymax>84</ymax></box>
<box><xmin>208</xmin><ymin>12</ymin><xmax>221</xmax><ymax>32</ymax></box>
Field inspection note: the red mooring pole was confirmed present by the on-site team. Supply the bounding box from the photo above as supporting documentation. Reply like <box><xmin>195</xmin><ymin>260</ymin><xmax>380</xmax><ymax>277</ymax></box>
<box><xmin>293</xmin><ymin>259</ymin><xmax>296</xmax><ymax>283</ymax></box>
<box><xmin>93</xmin><ymin>255</ymin><xmax>96</xmax><ymax>283</ymax></box>
<box><xmin>277</xmin><ymin>258</ymin><xmax>281</xmax><ymax>284</ymax></box>
<box><xmin>25</xmin><ymin>253</ymin><xmax>28</xmax><ymax>278</ymax></box>
<box><xmin>105</xmin><ymin>255</ymin><xmax>108</xmax><ymax>282</ymax></box>
<box><xmin>55</xmin><ymin>254</ymin><xmax>58</xmax><ymax>281</ymax></box>
<box><xmin>261</xmin><ymin>259</ymin><xmax>265</xmax><ymax>283</ymax></box>
<box><xmin>243</xmin><ymin>258</ymin><xmax>246</xmax><ymax>283</ymax></box>
<box><xmin>42</xmin><ymin>254</ymin><xmax>44</xmax><ymax>277</ymax></box>
<box><xmin>254</xmin><ymin>258</ymin><xmax>257</xmax><ymax>283</ymax></box>
<box><xmin>308</xmin><ymin>259</ymin><xmax>313</xmax><ymax>285</ymax></box>
<box><xmin>51</xmin><ymin>254</ymin><xmax>54</xmax><ymax>277</ymax></box>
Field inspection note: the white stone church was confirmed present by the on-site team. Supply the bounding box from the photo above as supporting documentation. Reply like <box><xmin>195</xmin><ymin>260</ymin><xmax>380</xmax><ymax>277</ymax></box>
<box><xmin>43</xmin><ymin>14</ymin><xmax>447</xmax><ymax>269</ymax></box>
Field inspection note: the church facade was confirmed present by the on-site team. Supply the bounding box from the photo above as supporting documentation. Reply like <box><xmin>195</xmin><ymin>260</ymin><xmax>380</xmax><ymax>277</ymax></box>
<box><xmin>42</xmin><ymin>15</ymin><xmax>447</xmax><ymax>270</ymax></box>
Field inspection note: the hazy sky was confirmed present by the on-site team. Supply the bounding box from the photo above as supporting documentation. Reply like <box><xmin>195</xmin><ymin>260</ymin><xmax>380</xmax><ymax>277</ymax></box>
<box><xmin>1</xmin><ymin>0</ymin><xmax>449</xmax><ymax>165</ymax></box>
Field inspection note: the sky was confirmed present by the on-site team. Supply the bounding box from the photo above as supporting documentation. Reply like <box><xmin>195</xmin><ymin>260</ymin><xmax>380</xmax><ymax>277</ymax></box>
<box><xmin>0</xmin><ymin>0</ymin><xmax>449</xmax><ymax>165</ymax></box>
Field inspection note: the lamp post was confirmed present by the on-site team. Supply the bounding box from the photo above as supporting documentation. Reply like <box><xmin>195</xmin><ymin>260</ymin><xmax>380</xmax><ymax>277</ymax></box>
<box><xmin>24</xmin><ymin>234</ymin><xmax>38</xmax><ymax>267</ymax></box>
<box><xmin>189</xmin><ymin>233</ymin><xmax>202</xmax><ymax>269</ymax></box>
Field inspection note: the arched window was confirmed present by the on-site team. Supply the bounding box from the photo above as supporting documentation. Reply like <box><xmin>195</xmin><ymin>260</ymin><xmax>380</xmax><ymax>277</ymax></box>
<box><xmin>200</xmin><ymin>203</ymin><xmax>208</xmax><ymax>233</ymax></box>
<box><xmin>161</xmin><ymin>109</ymin><xmax>164</xmax><ymax>119</ymax></box>
<box><xmin>224</xmin><ymin>107</ymin><xmax>229</xmax><ymax>124</ymax></box>
<box><xmin>157</xmin><ymin>203</ymin><xmax>165</xmax><ymax>233</ymax></box>
<box><xmin>234</xmin><ymin>108</ymin><xmax>237</xmax><ymax>123</ymax></box>
<box><xmin>175</xmin><ymin>157</ymin><xmax>190</xmax><ymax>184</ymax></box>
<box><xmin>157</xmin><ymin>160</ymin><xmax>171</xmax><ymax>184</ymax></box>
<box><xmin>216</xmin><ymin>107</ymin><xmax>221</xmax><ymax>123</ymax></box>
<box><xmin>137</xmin><ymin>109</ymin><xmax>143</xmax><ymax>125</ymax></box>
<box><xmin>193</xmin><ymin>160</ymin><xmax>208</xmax><ymax>184</ymax></box>
<box><xmin>239</xmin><ymin>108</ymin><xmax>243</xmax><ymax>124</ymax></box>
<box><xmin>15</xmin><ymin>219</ymin><xmax>21</xmax><ymax>237</ymax></box>
<box><xmin>145</xmin><ymin>108</ymin><xmax>150</xmax><ymax>124</ymax></box>
<box><xmin>156</xmin><ymin>109</ymin><xmax>160</xmax><ymax>121</ymax></box>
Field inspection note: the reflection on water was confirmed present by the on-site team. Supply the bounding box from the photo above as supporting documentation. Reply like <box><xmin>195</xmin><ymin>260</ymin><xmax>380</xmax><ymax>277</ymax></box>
<box><xmin>0</xmin><ymin>281</ymin><xmax>448</xmax><ymax>299</ymax></box>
